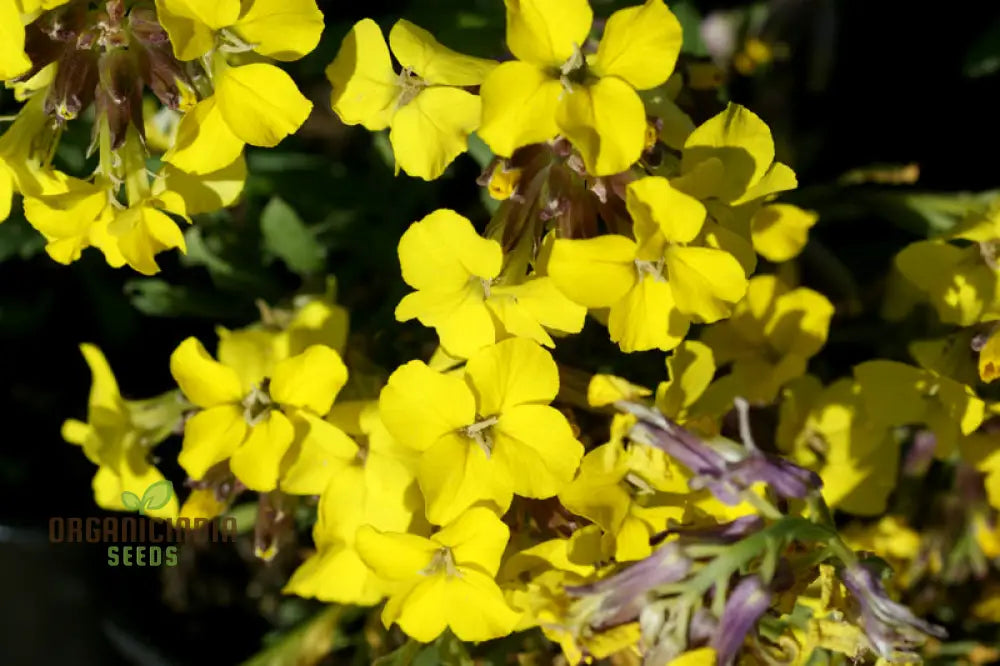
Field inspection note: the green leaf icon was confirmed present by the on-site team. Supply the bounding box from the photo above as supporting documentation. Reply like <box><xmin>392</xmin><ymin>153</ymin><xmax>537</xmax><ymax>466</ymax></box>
<box><xmin>140</xmin><ymin>480</ymin><xmax>174</xmax><ymax>513</ymax></box>
<box><xmin>121</xmin><ymin>491</ymin><xmax>142</xmax><ymax>512</ymax></box>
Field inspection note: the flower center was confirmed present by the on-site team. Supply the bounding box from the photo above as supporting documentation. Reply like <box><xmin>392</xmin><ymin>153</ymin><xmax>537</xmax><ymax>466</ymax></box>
<box><xmin>464</xmin><ymin>416</ymin><xmax>499</xmax><ymax>457</ymax></box>
<box><xmin>634</xmin><ymin>258</ymin><xmax>666</xmax><ymax>282</ymax></box>
<box><xmin>396</xmin><ymin>68</ymin><xmax>426</xmax><ymax>108</ymax></box>
<box><xmin>242</xmin><ymin>378</ymin><xmax>274</xmax><ymax>426</ymax></box>
<box><xmin>419</xmin><ymin>546</ymin><xmax>460</xmax><ymax>577</ymax></box>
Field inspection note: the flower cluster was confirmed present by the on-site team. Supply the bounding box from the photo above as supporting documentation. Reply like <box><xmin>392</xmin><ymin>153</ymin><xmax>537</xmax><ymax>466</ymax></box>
<box><xmin>46</xmin><ymin>1</ymin><xmax>1000</xmax><ymax>665</ymax></box>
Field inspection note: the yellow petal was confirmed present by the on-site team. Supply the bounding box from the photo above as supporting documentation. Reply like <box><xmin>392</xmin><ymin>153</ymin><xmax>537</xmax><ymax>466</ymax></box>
<box><xmin>389</xmin><ymin>19</ymin><xmax>496</xmax><ymax>85</ymax></box>
<box><xmin>326</xmin><ymin>18</ymin><xmax>399</xmax><ymax>131</ymax></box>
<box><xmin>216</xmin><ymin>63</ymin><xmax>312</xmax><ymax>147</ymax></box>
<box><xmin>233</xmin><ymin>0</ymin><xmax>324</xmax><ymax>61</ymax></box>
<box><xmin>398</xmin><ymin>209</ymin><xmax>501</xmax><ymax>290</ymax></box>
<box><xmin>494</xmin><ymin>405</ymin><xmax>583</xmax><ymax>498</ymax></box>
<box><xmin>178</xmin><ymin>405</ymin><xmax>247</xmax><ymax>480</ymax></box>
<box><xmin>556</xmin><ymin>77</ymin><xmax>646</xmax><ymax>176</ymax></box>
<box><xmin>162</xmin><ymin>98</ymin><xmax>245</xmax><ymax>175</ymax></box>
<box><xmin>682</xmin><ymin>103</ymin><xmax>776</xmax><ymax>203</ymax></box>
<box><xmin>765</xmin><ymin>286</ymin><xmax>834</xmax><ymax>358</ymax></box>
<box><xmin>0</xmin><ymin>167</ymin><xmax>13</xmax><ymax>222</ymax></box>
<box><xmin>154</xmin><ymin>0</ymin><xmax>240</xmax><ymax>60</ymax></box>
<box><xmin>284</xmin><ymin>543</ymin><xmax>390</xmax><ymax>605</ymax></box>
<box><xmin>270</xmin><ymin>345</ymin><xmax>348</xmax><ymax>414</ymax></box>
<box><xmin>79</xmin><ymin>343</ymin><xmax>122</xmax><ymax>413</ymax></box>
<box><xmin>390</xmin><ymin>86</ymin><xmax>480</xmax><ymax>181</ymax></box>
<box><xmin>548</xmin><ymin>235</ymin><xmax>638</xmax><ymax>308</ymax></box>
<box><xmin>496</xmin><ymin>276</ymin><xmax>587</xmax><ymax>335</ymax></box>
<box><xmin>478</xmin><ymin>61</ymin><xmax>561</xmax><ymax>158</ymax></box>
<box><xmin>587</xmin><ymin>375</ymin><xmax>652</xmax><ymax>407</ymax></box>
<box><xmin>169</xmin><ymin>337</ymin><xmax>244</xmax><ymax>408</ymax></box>
<box><xmin>591</xmin><ymin>0</ymin><xmax>682</xmax><ymax>90</ymax></box>
<box><xmin>379</xmin><ymin>360</ymin><xmax>476</xmax><ymax>452</ymax></box>
<box><xmin>230</xmin><ymin>411</ymin><xmax>295</xmax><ymax>491</ymax></box>
<box><xmin>608</xmin><ymin>273</ymin><xmax>690</xmax><ymax>352</ymax></box>
<box><xmin>665</xmin><ymin>245</ymin><xmax>748</xmax><ymax>322</ymax></box>
<box><xmin>668</xmin><ymin>648</ymin><xmax>718</xmax><ymax>666</ymax></box>
<box><xmin>0</xmin><ymin>1</ymin><xmax>30</xmax><ymax>80</ymax></box>
<box><xmin>109</xmin><ymin>204</ymin><xmax>186</xmax><ymax>276</ymax></box>
<box><xmin>657</xmin><ymin>340</ymin><xmax>716</xmax><ymax>417</ymax></box>
<box><xmin>853</xmin><ymin>361</ymin><xmax>927</xmax><ymax>428</ymax></box>
<box><xmin>433</xmin><ymin>506</ymin><xmax>510</xmax><ymax>576</ymax></box>
<box><xmin>627</xmin><ymin>176</ymin><xmax>706</xmax><ymax>254</ymax></box>
<box><xmin>419</xmin><ymin>433</ymin><xmax>513</xmax><ymax>525</ymax></box>
<box><xmin>355</xmin><ymin>525</ymin><xmax>438</xmax><ymax>580</ymax></box>
<box><xmin>465</xmin><ymin>337</ymin><xmax>559</xmax><ymax>415</ymax></box>
<box><xmin>397</xmin><ymin>287</ymin><xmax>496</xmax><ymax>359</ymax></box>
<box><xmin>504</xmin><ymin>0</ymin><xmax>592</xmax><ymax>66</ymax></box>
<box><xmin>280</xmin><ymin>412</ymin><xmax>358</xmax><ymax>494</ymax></box>
<box><xmin>387</xmin><ymin>576</ymin><xmax>451</xmax><ymax>641</ymax></box>
<box><xmin>445</xmin><ymin>569</ymin><xmax>520</xmax><ymax>641</ymax></box>
<box><xmin>751</xmin><ymin>203</ymin><xmax>817</xmax><ymax>262</ymax></box>
<box><xmin>217</xmin><ymin>326</ymin><xmax>278</xmax><ymax>392</ymax></box>
<box><xmin>153</xmin><ymin>157</ymin><xmax>246</xmax><ymax>215</ymax></box>
<box><xmin>980</xmin><ymin>328</ymin><xmax>1000</xmax><ymax>383</ymax></box>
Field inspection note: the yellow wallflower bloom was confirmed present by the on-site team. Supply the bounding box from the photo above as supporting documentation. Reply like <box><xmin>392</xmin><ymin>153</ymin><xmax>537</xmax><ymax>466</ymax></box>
<box><xmin>549</xmin><ymin>176</ymin><xmax>748</xmax><ymax>352</ymax></box>
<box><xmin>854</xmin><ymin>360</ymin><xmax>985</xmax><ymax>459</ymax></box>
<box><xmin>395</xmin><ymin>209</ymin><xmax>585</xmax><ymax>358</ymax></box>
<box><xmin>327</xmin><ymin>18</ymin><xmax>496</xmax><ymax>180</ymax></box>
<box><xmin>62</xmin><ymin>344</ymin><xmax>181</xmax><ymax>520</ymax></box>
<box><xmin>379</xmin><ymin>337</ymin><xmax>584</xmax><ymax>525</ymax></box>
<box><xmin>777</xmin><ymin>376</ymin><xmax>899</xmax><ymax>516</ymax></box>
<box><xmin>699</xmin><ymin>274</ymin><xmax>833</xmax><ymax>405</ymax></box>
<box><xmin>285</xmin><ymin>403</ymin><xmax>421</xmax><ymax>605</ymax></box>
<box><xmin>170</xmin><ymin>338</ymin><xmax>357</xmax><ymax>493</ymax></box>
<box><xmin>355</xmin><ymin>507</ymin><xmax>520</xmax><ymax>642</ymax></box>
<box><xmin>156</xmin><ymin>0</ymin><xmax>323</xmax><ymax>173</ymax></box>
<box><xmin>479</xmin><ymin>0</ymin><xmax>682</xmax><ymax>176</ymax></box>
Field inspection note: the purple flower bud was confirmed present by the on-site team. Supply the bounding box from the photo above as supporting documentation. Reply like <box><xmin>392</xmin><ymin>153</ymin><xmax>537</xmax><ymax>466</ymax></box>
<box><xmin>840</xmin><ymin>563</ymin><xmax>946</xmax><ymax>660</ymax></box>
<box><xmin>710</xmin><ymin>575</ymin><xmax>771</xmax><ymax>666</ymax></box>
<box><xmin>98</xmin><ymin>49</ymin><xmax>143</xmax><ymax>149</ymax></box>
<box><xmin>727</xmin><ymin>454</ymin><xmax>822</xmax><ymax>501</ymax></box>
<box><xmin>902</xmin><ymin>429</ymin><xmax>936</xmax><ymax>477</ymax></box>
<box><xmin>654</xmin><ymin>515</ymin><xmax>765</xmax><ymax>546</ymax></box>
<box><xmin>567</xmin><ymin>542</ymin><xmax>692</xmax><ymax>629</ymax></box>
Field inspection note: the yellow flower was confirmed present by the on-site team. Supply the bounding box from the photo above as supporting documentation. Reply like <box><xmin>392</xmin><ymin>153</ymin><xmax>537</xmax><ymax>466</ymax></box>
<box><xmin>379</xmin><ymin>337</ymin><xmax>584</xmax><ymax>525</ymax></box>
<box><xmin>673</xmin><ymin>103</ymin><xmax>796</xmax><ymax>207</ymax></box>
<box><xmin>548</xmin><ymin>176</ymin><xmax>748</xmax><ymax>352</ymax></box>
<box><xmin>170</xmin><ymin>338</ymin><xmax>357</xmax><ymax>493</ymax></box>
<box><xmin>559</xmin><ymin>435</ymin><xmax>687</xmax><ymax>561</ymax></box>
<box><xmin>750</xmin><ymin>203</ymin><xmax>818</xmax><ymax>262</ymax></box>
<box><xmin>326</xmin><ymin>18</ymin><xmax>496</xmax><ymax>180</ymax></box>
<box><xmin>978</xmin><ymin>326</ymin><xmax>1000</xmax><ymax>383</ymax></box>
<box><xmin>156</xmin><ymin>0</ymin><xmax>323</xmax><ymax>173</ymax></box>
<box><xmin>285</xmin><ymin>402</ymin><xmax>421</xmax><ymax>605</ymax></box>
<box><xmin>395</xmin><ymin>209</ymin><xmax>585</xmax><ymax>358</ymax></box>
<box><xmin>777</xmin><ymin>376</ymin><xmax>899</xmax><ymax>516</ymax></box>
<box><xmin>854</xmin><ymin>360</ymin><xmax>985</xmax><ymax>459</ymax></box>
<box><xmin>479</xmin><ymin>0</ymin><xmax>682</xmax><ymax>176</ymax></box>
<box><xmin>699</xmin><ymin>274</ymin><xmax>833</xmax><ymax>405</ymax></box>
<box><xmin>61</xmin><ymin>344</ymin><xmax>181</xmax><ymax>520</ymax></box>
<box><xmin>655</xmin><ymin>339</ymin><xmax>718</xmax><ymax>427</ymax></box>
<box><xmin>0</xmin><ymin>94</ymin><xmax>70</xmax><ymax>223</ymax></box>
<box><xmin>355</xmin><ymin>506</ymin><xmax>520</xmax><ymax>642</ymax></box>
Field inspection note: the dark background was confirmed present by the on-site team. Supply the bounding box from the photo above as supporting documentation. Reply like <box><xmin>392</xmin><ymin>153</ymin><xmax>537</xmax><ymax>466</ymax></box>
<box><xmin>2</xmin><ymin>0</ymin><xmax>999</xmax><ymax>663</ymax></box>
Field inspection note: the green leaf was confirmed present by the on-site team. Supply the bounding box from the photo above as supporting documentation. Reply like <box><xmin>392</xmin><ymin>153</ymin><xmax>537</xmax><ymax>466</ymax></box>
<box><xmin>672</xmin><ymin>0</ymin><xmax>707</xmax><ymax>57</ymax></box>
<box><xmin>0</xmin><ymin>215</ymin><xmax>46</xmax><ymax>263</ymax></box>
<box><xmin>965</xmin><ymin>15</ymin><xmax>1000</xmax><ymax>78</ymax></box>
<box><xmin>120</xmin><ymin>491</ymin><xmax>142</xmax><ymax>512</ymax></box>
<box><xmin>140</xmin><ymin>480</ymin><xmax>174</xmax><ymax>512</ymax></box>
<box><xmin>124</xmin><ymin>279</ymin><xmax>250</xmax><ymax>318</ymax></box>
<box><xmin>372</xmin><ymin>640</ymin><xmax>421</xmax><ymax>666</ymax></box>
<box><xmin>260</xmin><ymin>197</ymin><xmax>327</xmax><ymax>277</ymax></box>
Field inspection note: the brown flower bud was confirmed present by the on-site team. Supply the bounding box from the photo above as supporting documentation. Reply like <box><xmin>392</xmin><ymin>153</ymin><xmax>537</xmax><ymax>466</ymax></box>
<box><xmin>97</xmin><ymin>49</ymin><xmax>144</xmax><ymax>149</ymax></box>
<box><xmin>44</xmin><ymin>45</ymin><xmax>98</xmax><ymax>122</ymax></box>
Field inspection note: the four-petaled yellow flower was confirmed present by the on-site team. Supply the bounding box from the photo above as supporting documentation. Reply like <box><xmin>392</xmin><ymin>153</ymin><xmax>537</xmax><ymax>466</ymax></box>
<box><xmin>355</xmin><ymin>506</ymin><xmax>520</xmax><ymax>642</ymax></box>
<box><xmin>170</xmin><ymin>337</ymin><xmax>357</xmax><ymax>493</ymax></box>
<box><xmin>479</xmin><ymin>0</ymin><xmax>682</xmax><ymax>176</ymax></box>
<box><xmin>396</xmin><ymin>208</ymin><xmax>585</xmax><ymax>358</ymax></box>
<box><xmin>549</xmin><ymin>176</ymin><xmax>748</xmax><ymax>352</ymax></box>
<box><xmin>327</xmin><ymin>18</ymin><xmax>496</xmax><ymax>180</ymax></box>
<box><xmin>379</xmin><ymin>337</ymin><xmax>584</xmax><ymax>525</ymax></box>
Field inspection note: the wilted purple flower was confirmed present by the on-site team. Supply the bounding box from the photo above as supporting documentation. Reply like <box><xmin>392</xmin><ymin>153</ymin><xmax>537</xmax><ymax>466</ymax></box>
<box><xmin>840</xmin><ymin>563</ymin><xmax>946</xmax><ymax>659</ymax></box>
<box><xmin>620</xmin><ymin>402</ymin><xmax>821</xmax><ymax>506</ymax></box>
<box><xmin>654</xmin><ymin>515</ymin><xmax>765</xmax><ymax>546</ymax></box>
<box><xmin>567</xmin><ymin>542</ymin><xmax>692</xmax><ymax>629</ymax></box>
<box><xmin>710</xmin><ymin>575</ymin><xmax>772</xmax><ymax>666</ymax></box>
